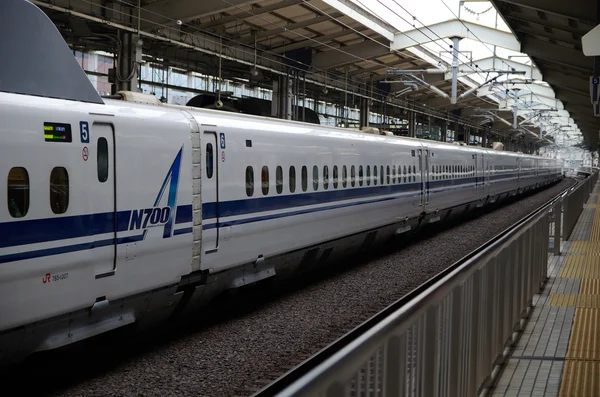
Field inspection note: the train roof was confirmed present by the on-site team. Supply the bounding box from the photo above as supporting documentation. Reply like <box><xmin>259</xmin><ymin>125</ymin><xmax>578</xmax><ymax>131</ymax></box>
<box><xmin>0</xmin><ymin>0</ymin><xmax>103</xmax><ymax>104</ymax></box>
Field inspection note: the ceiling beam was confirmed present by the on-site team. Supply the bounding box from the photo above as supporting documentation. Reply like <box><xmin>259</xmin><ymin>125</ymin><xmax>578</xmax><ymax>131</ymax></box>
<box><xmin>520</xmin><ymin>36</ymin><xmax>592</xmax><ymax>71</ymax></box>
<box><xmin>140</xmin><ymin>0</ymin><xmax>255</xmax><ymax>30</ymax></box>
<box><xmin>271</xmin><ymin>28</ymin><xmax>363</xmax><ymax>54</ymax></box>
<box><xmin>392</xmin><ymin>19</ymin><xmax>520</xmax><ymax>52</ymax></box>
<box><xmin>239</xmin><ymin>12</ymin><xmax>344</xmax><ymax>44</ymax></box>
<box><xmin>312</xmin><ymin>40</ymin><xmax>390</xmax><ymax>70</ymax></box>
<box><xmin>493</xmin><ymin>0</ymin><xmax>594</xmax><ymax>25</ymax></box>
<box><xmin>195</xmin><ymin>0</ymin><xmax>304</xmax><ymax>30</ymax></box>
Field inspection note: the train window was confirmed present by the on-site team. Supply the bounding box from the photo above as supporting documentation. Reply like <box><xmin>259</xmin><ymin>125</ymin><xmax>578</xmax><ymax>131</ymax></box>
<box><xmin>276</xmin><ymin>166</ymin><xmax>283</xmax><ymax>194</ymax></box>
<box><xmin>302</xmin><ymin>166</ymin><xmax>308</xmax><ymax>192</ymax></box>
<box><xmin>342</xmin><ymin>166</ymin><xmax>347</xmax><ymax>188</ymax></box>
<box><xmin>323</xmin><ymin>165</ymin><xmax>329</xmax><ymax>190</ymax></box>
<box><xmin>380</xmin><ymin>166</ymin><xmax>384</xmax><ymax>185</ymax></box>
<box><xmin>351</xmin><ymin>165</ymin><xmax>356</xmax><ymax>187</ymax></box>
<box><xmin>397</xmin><ymin>166</ymin><xmax>401</xmax><ymax>184</ymax></box>
<box><xmin>245</xmin><ymin>166</ymin><xmax>254</xmax><ymax>197</ymax></box>
<box><xmin>392</xmin><ymin>165</ymin><xmax>396</xmax><ymax>184</ymax></box>
<box><xmin>373</xmin><ymin>165</ymin><xmax>378</xmax><ymax>185</ymax></box>
<box><xmin>333</xmin><ymin>166</ymin><xmax>339</xmax><ymax>189</ymax></box>
<box><xmin>359</xmin><ymin>166</ymin><xmax>364</xmax><ymax>186</ymax></box>
<box><xmin>289</xmin><ymin>166</ymin><xmax>296</xmax><ymax>193</ymax></box>
<box><xmin>50</xmin><ymin>167</ymin><xmax>69</xmax><ymax>214</ymax></box>
<box><xmin>403</xmin><ymin>165</ymin><xmax>407</xmax><ymax>183</ymax></box>
<box><xmin>206</xmin><ymin>143</ymin><xmax>214</xmax><ymax>179</ymax></box>
<box><xmin>7</xmin><ymin>167</ymin><xmax>29</xmax><ymax>218</ymax></box>
<box><xmin>366</xmin><ymin>166</ymin><xmax>371</xmax><ymax>186</ymax></box>
<box><xmin>413</xmin><ymin>166</ymin><xmax>416</xmax><ymax>181</ymax></box>
<box><xmin>261</xmin><ymin>166</ymin><xmax>269</xmax><ymax>195</ymax></box>
<box><xmin>97</xmin><ymin>137</ymin><xmax>109</xmax><ymax>183</ymax></box>
<box><xmin>387</xmin><ymin>166</ymin><xmax>390</xmax><ymax>184</ymax></box>
<box><xmin>313</xmin><ymin>165</ymin><xmax>319</xmax><ymax>191</ymax></box>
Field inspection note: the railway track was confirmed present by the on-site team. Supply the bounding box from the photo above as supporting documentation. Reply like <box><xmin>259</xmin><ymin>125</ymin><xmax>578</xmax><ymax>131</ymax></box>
<box><xmin>250</xmin><ymin>178</ymin><xmax>577</xmax><ymax>397</ymax></box>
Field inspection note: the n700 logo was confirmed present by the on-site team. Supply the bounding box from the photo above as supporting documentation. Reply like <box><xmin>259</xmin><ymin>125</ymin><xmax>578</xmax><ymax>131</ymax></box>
<box><xmin>129</xmin><ymin>207</ymin><xmax>171</xmax><ymax>230</ymax></box>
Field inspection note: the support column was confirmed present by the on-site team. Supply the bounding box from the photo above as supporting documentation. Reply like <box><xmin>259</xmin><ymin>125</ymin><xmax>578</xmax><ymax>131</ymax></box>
<box><xmin>87</xmin><ymin>52</ymin><xmax>98</xmax><ymax>91</ymax></box>
<box><xmin>441</xmin><ymin>121</ymin><xmax>448</xmax><ymax>142</ymax></box>
<box><xmin>271</xmin><ymin>75</ymin><xmax>293</xmax><ymax>120</ymax></box>
<box><xmin>359</xmin><ymin>97</ymin><xmax>370</xmax><ymax>129</ymax></box>
<box><xmin>450</xmin><ymin>36</ymin><xmax>462</xmax><ymax>105</ymax></box>
<box><xmin>114</xmin><ymin>31</ymin><xmax>142</xmax><ymax>93</ymax></box>
<box><xmin>408</xmin><ymin>111</ymin><xmax>416</xmax><ymax>137</ymax></box>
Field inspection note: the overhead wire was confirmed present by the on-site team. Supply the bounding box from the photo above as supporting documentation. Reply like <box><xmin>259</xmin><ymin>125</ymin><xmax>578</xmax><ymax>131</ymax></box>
<box><xmin>437</xmin><ymin>0</ymin><xmax>562</xmax><ymax>123</ymax></box>
<box><xmin>382</xmin><ymin>0</ymin><xmax>554</xmax><ymax>135</ymax></box>
<box><xmin>50</xmin><ymin>0</ymin><xmax>508</xmax><ymax>130</ymax></box>
<box><xmin>67</xmin><ymin>0</ymin><xmax>408</xmax><ymax>103</ymax></box>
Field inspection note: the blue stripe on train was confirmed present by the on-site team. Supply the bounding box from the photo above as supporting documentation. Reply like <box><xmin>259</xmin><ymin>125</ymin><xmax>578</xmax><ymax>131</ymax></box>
<box><xmin>0</xmin><ymin>171</ymin><xmax>552</xmax><ymax>250</ymax></box>
<box><xmin>0</xmin><ymin>233</ymin><xmax>145</xmax><ymax>264</ymax></box>
<box><xmin>0</xmin><ymin>205</ymin><xmax>193</xmax><ymax>249</ymax></box>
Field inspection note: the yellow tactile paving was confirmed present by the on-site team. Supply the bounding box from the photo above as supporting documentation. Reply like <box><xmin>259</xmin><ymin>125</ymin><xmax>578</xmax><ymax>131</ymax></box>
<box><xmin>549</xmin><ymin>294</ymin><xmax>600</xmax><ymax>308</ymax></box>
<box><xmin>559</xmin><ymin>361</ymin><xmax>600</xmax><ymax>397</ymax></box>
<box><xmin>558</xmin><ymin>188</ymin><xmax>600</xmax><ymax>397</ymax></box>
<box><xmin>565</xmin><ymin>309</ymin><xmax>600</xmax><ymax>360</ymax></box>
<box><xmin>560</xmin><ymin>255</ymin><xmax>600</xmax><ymax>279</ymax></box>
<box><xmin>568</xmin><ymin>241</ymin><xmax>600</xmax><ymax>255</ymax></box>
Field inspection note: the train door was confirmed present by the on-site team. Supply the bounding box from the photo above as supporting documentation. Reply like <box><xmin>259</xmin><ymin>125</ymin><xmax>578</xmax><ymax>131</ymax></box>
<box><xmin>485</xmin><ymin>157</ymin><xmax>491</xmax><ymax>195</ymax></box>
<box><xmin>418</xmin><ymin>147</ymin><xmax>430</xmax><ymax>207</ymax></box>
<box><xmin>474</xmin><ymin>153</ymin><xmax>482</xmax><ymax>198</ymax></box>
<box><xmin>93</xmin><ymin>123</ymin><xmax>117</xmax><ymax>278</ymax></box>
<box><xmin>203</xmin><ymin>131</ymin><xmax>219</xmax><ymax>252</ymax></box>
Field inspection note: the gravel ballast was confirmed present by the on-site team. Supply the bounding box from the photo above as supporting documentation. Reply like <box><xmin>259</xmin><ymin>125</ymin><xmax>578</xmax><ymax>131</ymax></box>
<box><xmin>5</xmin><ymin>179</ymin><xmax>575</xmax><ymax>397</ymax></box>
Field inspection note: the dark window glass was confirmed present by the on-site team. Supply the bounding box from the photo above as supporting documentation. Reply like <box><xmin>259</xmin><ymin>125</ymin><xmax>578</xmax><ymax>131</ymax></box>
<box><xmin>342</xmin><ymin>166</ymin><xmax>347</xmax><ymax>188</ymax></box>
<box><xmin>313</xmin><ymin>165</ymin><xmax>319</xmax><ymax>191</ymax></box>
<box><xmin>302</xmin><ymin>166</ymin><xmax>308</xmax><ymax>192</ymax></box>
<box><xmin>7</xmin><ymin>167</ymin><xmax>29</xmax><ymax>218</ymax></box>
<box><xmin>366</xmin><ymin>166</ymin><xmax>370</xmax><ymax>186</ymax></box>
<box><xmin>97</xmin><ymin>137</ymin><xmax>108</xmax><ymax>183</ymax></box>
<box><xmin>323</xmin><ymin>165</ymin><xmax>329</xmax><ymax>190</ymax></box>
<box><xmin>333</xmin><ymin>166</ymin><xmax>339</xmax><ymax>189</ymax></box>
<box><xmin>351</xmin><ymin>165</ymin><xmax>356</xmax><ymax>187</ymax></box>
<box><xmin>373</xmin><ymin>165</ymin><xmax>378</xmax><ymax>186</ymax></box>
<box><xmin>289</xmin><ymin>166</ymin><xmax>296</xmax><ymax>193</ymax></box>
<box><xmin>359</xmin><ymin>165</ymin><xmax>364</xmax><ymax>186</ymax></box>
<box><xmin>392</xmin><ymin>165</ymin><xmax>396</xmax><ymax>183</ymax></box>
<box><xmin>50</xmin><ymin>167</ymin><xmax>69</xmax><ymax>214</ymax></box>
<box><xmin>380</xmin><ymin>166</ymin><xmax>384</xmax><ymax>185</ymax></box>
<box><xmin>206</xmin><ymin>143</ymin><xmax>214</xmax><ymax>179</ymax></box>
<box><xmin>387</xmin><ymin>165</ymin><xmax>391</xmax><ymax>184</ymax></box>
<box><xmin>276</xmin><ymin>166</ymin><xmax>283</xmax><ymax>194</ymax></box>
<box><xmin>245</xmin><ymin>166</ymin><xmax>254</xmax><ymax>197</ymax></box>
<box><xmin>261</xmin><ymin>166</ymin><xmax>269</xmax><ymax>195</ymax></box>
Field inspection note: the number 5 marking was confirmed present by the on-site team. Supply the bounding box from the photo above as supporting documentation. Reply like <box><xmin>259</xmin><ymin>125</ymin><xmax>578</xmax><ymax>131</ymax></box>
<box><xmin>80</xmin><ymin>121</ymin><xmax>89</xmax><ymax>143</ymax></box>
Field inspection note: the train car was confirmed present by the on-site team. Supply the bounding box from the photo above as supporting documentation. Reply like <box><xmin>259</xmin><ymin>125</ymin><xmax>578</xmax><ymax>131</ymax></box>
<box><xmin>0</xmin><ymin>0</ymin><xmax>562</xmax><ymax>365</ymax></box>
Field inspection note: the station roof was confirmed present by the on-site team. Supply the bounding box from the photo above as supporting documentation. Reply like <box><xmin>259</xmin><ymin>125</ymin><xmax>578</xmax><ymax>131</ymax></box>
<box><xmin>491</xmin><ymin>0</ymin><xmax>598</xmax><ymax>149</ymax></box>
<box><xmin>34</xmin><ymin>0</ymin><xmax>558</xmax><ymax>142</ymax></box>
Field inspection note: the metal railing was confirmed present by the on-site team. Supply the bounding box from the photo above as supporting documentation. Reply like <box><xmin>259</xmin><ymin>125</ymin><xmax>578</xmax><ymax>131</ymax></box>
<box><xmin>273</xmin><ymin>175</ymin><xmax>597</xmax><ymax>397</ymax></box>
<box><xmin>563</xmin><ymin>172</ymin><xmax>598</xmax><ymax>240</ymax></box>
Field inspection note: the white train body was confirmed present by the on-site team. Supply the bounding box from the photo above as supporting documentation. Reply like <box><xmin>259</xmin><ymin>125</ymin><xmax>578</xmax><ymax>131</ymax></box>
<box><xmin>0</xmin><ymin>0</ymin><xmax>563</xmax><ymax>365</ymax></box>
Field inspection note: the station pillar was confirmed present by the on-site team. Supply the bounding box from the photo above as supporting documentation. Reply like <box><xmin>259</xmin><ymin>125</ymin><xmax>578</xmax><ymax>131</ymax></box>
<box><xmin>408</xmin><ymin>111</ymin><xmax>416</xmax><ymax>137</ymax></box>
<box><xmin>441</xmin><ymin>121</ymin><xmax>447</xmax><ymax>142</ymax></box>
<box><xmin>271</xmin><ymin>75</ymin><xmax>293</xmax><ymax>120</ymax></box>
<box><xmin>113</xmin><ymin>31</ymin><xmax>142</xmax><ymax>93</ymax></box>
<box><xmin>359</xmin><ymin>97</ymin><xmax>370</xmax><ymax>129</ymax></box>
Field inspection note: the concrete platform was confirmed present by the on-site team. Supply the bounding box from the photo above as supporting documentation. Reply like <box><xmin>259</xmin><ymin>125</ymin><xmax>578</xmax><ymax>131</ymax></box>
<box><xmin>491</xmin><ymin>183</ymin><xmax>600</xmax><ymax>397</ymax></box>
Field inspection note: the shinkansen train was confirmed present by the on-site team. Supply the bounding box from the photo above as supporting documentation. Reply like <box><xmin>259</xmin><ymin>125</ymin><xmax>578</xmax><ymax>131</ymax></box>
<box><xmin>0</xmin><ymin>0</ymin><xmax>562</xmax><ymax>365</ymax></box>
